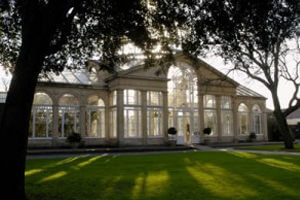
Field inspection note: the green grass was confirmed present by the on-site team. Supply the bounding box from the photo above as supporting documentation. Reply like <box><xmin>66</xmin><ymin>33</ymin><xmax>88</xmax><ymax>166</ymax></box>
<box><xmin>26</xmin><ymin>151</ymin><xmax>300</xmax><ymax>200</ymax></box>
<box><xmin>236</xmin><ymin>143</ymin><xmax>300</xmax><ymax>152</ymax></box>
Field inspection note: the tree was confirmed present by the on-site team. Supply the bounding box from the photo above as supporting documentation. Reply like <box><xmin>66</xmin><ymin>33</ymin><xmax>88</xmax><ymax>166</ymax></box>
<box><xmin>0</xmin><ymin>0</ymin><xmax>188</xmax><ymax>198</ymax></box>
<box><xmin>182</xmin><ymin>0</ymin><xmax>300</xmax><ymax>149</ymax></box>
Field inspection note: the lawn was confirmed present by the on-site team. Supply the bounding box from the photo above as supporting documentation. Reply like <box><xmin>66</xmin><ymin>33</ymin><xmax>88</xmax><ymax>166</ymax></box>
<box><xmin>25</xmin><ymin>151</ymin><xmax>300</xmax><ymax>200</ymax></box>
<box><xmin>236</xmin><ymin>143</ymin><xmax>300</xmax><ymax>152</ymax></box>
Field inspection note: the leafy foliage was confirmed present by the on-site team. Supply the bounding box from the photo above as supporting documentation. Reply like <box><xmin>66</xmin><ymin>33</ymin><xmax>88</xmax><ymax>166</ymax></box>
<box><xmin>203</xmin><ymin>127</ymin><xmax>211</xmax><ymax>135</ymax></box>
<box><xmin>66</xmin><ymin>132</ymin><xmax>82</xmax><ymax>144</ymax></box>
<box><xmin>0</xmin><ymin>0</ymin><xmax>192</xmax><ymax>75</ymax></box>
<box><xmin>168</xmin><ymin>127</ymin><xmax>177</xmax><ymax>135</ymax></box>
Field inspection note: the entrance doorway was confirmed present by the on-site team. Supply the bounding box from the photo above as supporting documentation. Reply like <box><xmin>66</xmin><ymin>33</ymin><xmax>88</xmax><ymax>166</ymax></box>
<box><xmin>177</xmin><ymin>111</ymin><xmax>191</xmax><ymax>145</ymax></box>
<box><xmin>168</xmin><ymin>64</ymin><xmax>200</xmax><ymax>145</ymax></box>
<box><xmin>169</xmin><ymin>109</ymin><xmax>200</xmax><ymax>145</ymax></box>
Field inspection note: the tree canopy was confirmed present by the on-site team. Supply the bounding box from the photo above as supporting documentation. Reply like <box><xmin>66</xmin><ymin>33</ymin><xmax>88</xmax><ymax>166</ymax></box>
<box><xmin>182</xmin><ymin>0</ymin><xmax>299</xmax><ymax>116</ymax></box>
<box><xmin>0</xmin><ymin>0</ymin><xmax>191</xmax><ymax>74</ymax></box>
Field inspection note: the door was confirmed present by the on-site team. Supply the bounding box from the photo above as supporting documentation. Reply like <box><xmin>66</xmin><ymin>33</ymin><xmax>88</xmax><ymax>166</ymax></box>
<box><xmin>176</xmin><ymin>111</ymin><xmax>191</xmax><ymax>145</ymax></box>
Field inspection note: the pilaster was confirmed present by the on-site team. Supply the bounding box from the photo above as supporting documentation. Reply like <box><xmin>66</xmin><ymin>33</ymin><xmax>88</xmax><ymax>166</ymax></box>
<box><xmin>232</xmin><ymin>97</ymin><xmax>239</xmax><ymax>143</ymax></box>
<box><xmin>141</xmin><ymin>90</ymin><xmax>147</xmax><ymax>145</ymax></box>
<box><xmin>198</xmin><ymin>93</ymin><xmax>204</xmax><ymax>142</ymax></box>
<box><xmin>216</xmin><ymin>95</ymin><xmax>222</xmax><ymax>142</ymax></box>
<box><xmin>117</xmin><ymin>89</ymin><xmax>124</xmax><ymax>144</ymax></box>
<box><xmin>162</xmin><ymin>91</ymin><xmax>168</xmax><ymax>142</ymax></box>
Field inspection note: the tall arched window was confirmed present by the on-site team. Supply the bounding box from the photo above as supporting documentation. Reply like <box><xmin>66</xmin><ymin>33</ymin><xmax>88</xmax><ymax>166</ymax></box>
<box><xmin>168</xmin><ymin>65</ymin><xmax>199</xmax><ymax>137</ymax></box>
<box><xmin>29</xmin><ymin>92</ymin><xmax>53</xmax><ymax>138</ymax></box>
<box><xmin>252</xmin><ymin>104</ymin><xmax>262</xmax><ymax>134</ymax></box>
<box><xmin>203</xmin><ymin>95</ymin><xmax>217</xmax><ymax>135</ymax></box>
<box><xmin>124</xmin><ymin>89</ymin><xmax>142</xmax><ymax>138</ymax></box>
<box><xmin>238</xmin><ymin>103</ymin><xmax>249</xmax><ymax>135</ymax></box>
<box><xmin>86</xmin><ymin>95</ymin><xmax>105</xmax><ymax>138</ymax></box>
<box><xmin>58</xmin><ymin>94</ymin><xmax>80</xmax><ymax>137</ymax></box>
<box><xmin>221</xmin><ymin>96</ymin><xmax>233</xmax><ymax>135</ymax></box>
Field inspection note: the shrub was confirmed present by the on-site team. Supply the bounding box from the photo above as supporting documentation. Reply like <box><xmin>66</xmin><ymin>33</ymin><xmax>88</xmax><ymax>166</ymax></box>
<box><xmin>249</xmin><ymin>132</ymin><xmax>256</xmax><ymax>141</ymax></box>
<box><xmin>168</xmin><ymin>127</ymin><xmax>177</xmax><ymax>135</ymax></box>
<box><xmin>66</xmin><ymin>132</ymin><xmax>82</xmax><ymax>143</ymax></box>
<box><xmin>203</xmin><ymin>127</ymin><xmax>212</xmax><ymax>135</ymax></box>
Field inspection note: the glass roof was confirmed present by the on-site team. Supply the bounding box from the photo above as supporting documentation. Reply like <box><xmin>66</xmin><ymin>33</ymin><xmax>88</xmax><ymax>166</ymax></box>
<box><xmin>236</xmin><ymin>85</ymin><xmax>265</xmax><ymax>98</ymax></box>
<box><xmin>39</xmin><ymin>69</ymin><xmax>93</xmax><ymax>85</ymax></box>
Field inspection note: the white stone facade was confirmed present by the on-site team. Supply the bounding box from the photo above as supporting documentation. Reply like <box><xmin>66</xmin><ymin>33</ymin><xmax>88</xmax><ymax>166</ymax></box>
<box><xmin>25</xmin><ymin>53</ymin><xmax>268</xmax><ymax>147</ymax></box>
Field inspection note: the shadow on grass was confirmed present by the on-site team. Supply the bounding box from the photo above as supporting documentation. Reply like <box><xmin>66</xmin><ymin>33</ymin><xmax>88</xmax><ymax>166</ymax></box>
<box><xmin>25</xmin><ymin>152</ymin><xmax>300</xmax><ymax>200</ymax></box>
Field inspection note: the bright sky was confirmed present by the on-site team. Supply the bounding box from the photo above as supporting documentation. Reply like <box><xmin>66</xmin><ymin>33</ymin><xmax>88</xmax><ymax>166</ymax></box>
<box><xmin>202</xmin><ymin>56</ymin><xmax>295</xmax><ymax>110</ymax></box>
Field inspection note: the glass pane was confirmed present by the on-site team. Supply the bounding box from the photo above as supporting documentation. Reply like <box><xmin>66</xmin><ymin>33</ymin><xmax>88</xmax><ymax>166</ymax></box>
<box><xmin>147</xmin><ymin>108</ymin><xmax>163</xmax><ymax>136</ymax></box>
<box><xmin>124</xmin><ymin>108</ymin><xmax>141</xmax><ymax>137</ymax></box>
<box><xmin>88</xmin><ymin>95</ymin><xmax>105</xmax><ymax>106</ymax></box>
<box><xmin>59</xmin><ymin>94</ymin><xmax>79</xmax><ymax>106</ymax></box>
<box><xmin>254</xmin><ymin>115</ymin><xmax>261</xmax><ymax>134</ymax></box>
<box><xmin>204</xmin><ymin>95</ymin><xmax>216</xmax><ymax>108</ymax></box>
<box><xmin>221</xmin><ymin>96</ymin><xmax>231</xmax><ymax>109</ymax></box>
<box><xmin>222</xmin><ymin>111</ymin><xmax>232</xmax><ymax>135</ymax></box>
<box><xmin>124</xmin><ymin>89</ymin><xmax>140</xmax><ymax>105</ymax></box>
<box><xmin>252</xmin><ymin>104</ymin><xmax>261</xmax><ymax>113</ymax></box>
<box><xmin>110</xmin><ymin>109</ymin><xmax>117</xmax><ymax>138</ymax></box>
<box><xmin>59</xmin><ymin>108</ymin><xmax>80</xmax><ymax>137</ymax></box>
<box><xmin>168</xmin><ymin>65</ymin><xmax>198</xmax><ymax>108</ymax></box>
<box><xmin>147</xmin><ymin>91</ymin><xmax>162</xmax><ymax>106</ymax></box>
<box><xmin>240</xmin><ymin>114</ymin><xmax>248</xmax><ymax>134</ymax></box>
<box><xmin>204</xmin><ymin>110</ymin><xmax>217</xmax><ymax>135</ymax></box>
<box><xmin>33</xmin><ymin>93</ymin><xmax>52</xmax><ymax>105</ymax></box>
<box><xmin>238</xmin><ymin>103</ymin><xmax>248</xmax><ymax>112</ymax></box>
<box><xmin>110</xmin><ymin>91</ymin><xmax>117</xmax><ymax>106</ymax></box>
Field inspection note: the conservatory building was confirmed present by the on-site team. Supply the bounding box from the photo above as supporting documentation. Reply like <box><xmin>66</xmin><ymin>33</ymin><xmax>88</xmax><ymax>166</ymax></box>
<box><xmin>0</xmin><ymin>53</ymin><xmax>268</xmax><ymax>147</ymax></box>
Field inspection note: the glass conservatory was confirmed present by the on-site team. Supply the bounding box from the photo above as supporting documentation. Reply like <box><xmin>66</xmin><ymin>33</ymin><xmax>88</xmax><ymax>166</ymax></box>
<box><xmin>0</xmin><ymin>53</ymin><xmax>268</xmax><ymax>147</ymax></box>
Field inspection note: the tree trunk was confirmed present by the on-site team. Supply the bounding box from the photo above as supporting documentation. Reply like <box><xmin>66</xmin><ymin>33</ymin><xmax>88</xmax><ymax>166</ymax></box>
<box><xmin>271</xmin><ymin>91</ymin><xmax>294</xmax><ymax>149</ymax></box>
<box><xmin>0</xmin><ymin>48</ymin><xmax>42</xmax><ymax>199</ymax></box>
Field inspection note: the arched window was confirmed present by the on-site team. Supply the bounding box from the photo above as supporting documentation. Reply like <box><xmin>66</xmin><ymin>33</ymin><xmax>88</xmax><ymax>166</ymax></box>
<box><xmin>58</xmin><ymin>94</ymin><xmax>80</xmax><ymax>137</ymax></box>
<box><xmin>168</xmin><ymin>66</ymin><xmax>198</xmax><ymax>108</ymax></box>
<box><xmin>221</xmin><ymin>96</ymin><xmax>233</xmax><ymax>135</ymax></box>
<box><xmin>86</xmin><ymin>95</ymin><xmax>105</xmax><ymax>138</ymax></box>
<box><xmin>238</xmin><ymin>103</ymin><xmax>249</xmax><ymax>135</ymax></box>
<box><xmin>29</xmin><ymin>92</ymin><xmax>53</xmax><ymax>138</ymax></box>
<box><xmin>203</xmin><ymin>95</ymin><xmax>217</xmax><ymax>135</ymax></box>
<box><xmin>168</xmin><ymin>65</ymin><xmax>199</xmax><ymax>138</ymax></box>
<box><xmin>124</xmin><ymin>89</ymin><xmax>142</xmax><ymax>138</ymax></box>
<box><xmin>252</xmin><ymin>104</ymin><xmax>262</xmax><ymax>134</ymax></box>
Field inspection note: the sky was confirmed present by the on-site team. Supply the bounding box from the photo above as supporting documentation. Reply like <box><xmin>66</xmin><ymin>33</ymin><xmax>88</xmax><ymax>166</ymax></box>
<box><xmin>202</xmin><ymin>56</ymin><xmax>295</xmax><ymax>110</ymax></box>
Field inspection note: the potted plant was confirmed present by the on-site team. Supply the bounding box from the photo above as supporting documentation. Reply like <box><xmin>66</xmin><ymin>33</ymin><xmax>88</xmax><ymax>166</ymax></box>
<box><xmin>203</xmin><ymin>127</ymin><xmax>212</xmax><ymax>144</ymax></box>
<box><xmin>66</xmin><ymin>132</ymin><xmax>82</xmax><ymax>148</ymax></box>
<box><xmin>167</xmin><ymin>127</ymin><xmax>177</xmax><ymax>146</ymax></box>
<box><xmin>249</xmin><ymin>132</ymin><xmax>256</xmax><ymax>142</ymax></box>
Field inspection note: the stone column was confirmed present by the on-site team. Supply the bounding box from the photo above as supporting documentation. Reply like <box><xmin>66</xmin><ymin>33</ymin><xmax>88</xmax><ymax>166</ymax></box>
<box><xmin>105</xmin><ymin>95</ymin><xmax>110</xmax><ymax>142</ymax></box>
<box><xmin>232</xmin><ymin>97</ymin><xmax>239</xmax><ymax>143</ymax></box>
<box><xmin>262</xmin><ymin>103</ymin><xmax>268</xmax><ymax>141</ymax></box>
<box><xmin>248</xmin><ymin>103</ymin><xmax>253</xmax><ymax>134</ymax></box>
<box><xmin>162</xmin><ymin>91</ymin><xmax>168</xmax><ymax>143</ymax></box>
<box><xmin>141</xmin><ymin>90</ymin><xmax>147</xmax><ymax>145</ymax></box>
<box><xmin>117</xmin><ymin>89</ymin><xmax>124</xmax><ymax>145</ymax></box>
<box><xmin>198</xmin><ymin>93</ymin><xmax>204</xmax><ymax>143</ymax></box>
<box><xmin>216</xmin><ymin>95</ymin><xmax>222</xmax><ymax>142</ymax></box>
<box><xmin>79</xmin><ymin>97</ymin><xmax>87</xmax><ymax>137</ymax></box>
<box><xmin>51</xmin><ymin>95</ymin><xmax>59</xmax><ymax>147</ymax></box>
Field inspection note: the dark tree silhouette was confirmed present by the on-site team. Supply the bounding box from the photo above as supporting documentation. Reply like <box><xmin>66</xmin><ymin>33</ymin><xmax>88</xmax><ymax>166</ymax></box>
<box><xmin>0</xmin><ymin>0</ymin><xmax>188</xmax><ymax>198</ymax></box>
<box><xmin>182</xmin><ymin>0</ymin><xmax>300</xmax><ymax>149</ymax></box>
